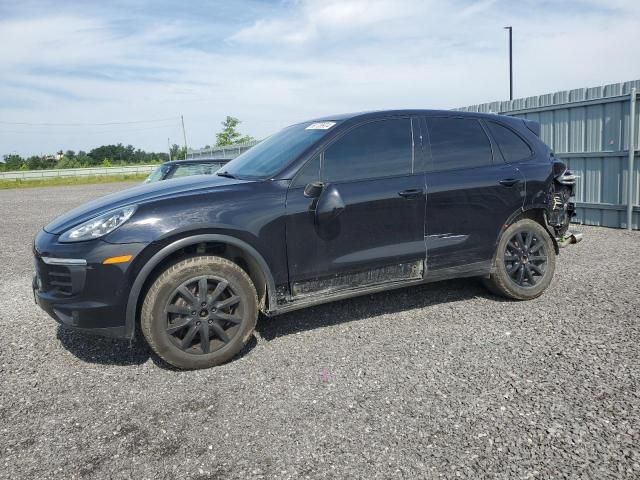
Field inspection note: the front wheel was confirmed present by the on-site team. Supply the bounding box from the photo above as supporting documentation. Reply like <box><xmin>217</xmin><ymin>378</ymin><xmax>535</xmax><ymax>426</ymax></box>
<box><xmin>141</xmin><ymin>256</ymin><xmax>258</xmax><ymax>369</ymax></box>
<box><xmin>484</xmin><ymin>219</ymin><xmax>556</xmax><ymax>300</ymax></box>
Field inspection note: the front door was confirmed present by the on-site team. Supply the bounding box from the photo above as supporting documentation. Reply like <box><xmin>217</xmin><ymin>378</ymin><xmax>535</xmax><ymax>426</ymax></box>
<box><xmin>285</xmin><ymin>117</ymin><xmax>427</xmax><ymax>299</ymax></box>
<box><xmin>424</xmin><ymin>116</ymin><xmax>525</xmax><ymax>272</ymax></box>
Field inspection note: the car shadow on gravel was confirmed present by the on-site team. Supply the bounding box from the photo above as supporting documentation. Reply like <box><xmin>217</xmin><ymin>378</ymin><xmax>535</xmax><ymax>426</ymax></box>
<box><xmin>56</xmin><ymin>325</ymin><xmax>151</xmax><ymax>366</ymax></box>
<box><xmin>55</xmin><ymin>277</ymin><xmax>502</xmax><ymax>368</ymax></box>
<box><xmin>256</xmin><ymin>277</ymin><xmax>506</xmax><ymax>341</ymax></box>
<box><xmin>56</xmin><ymin>323</ymin><xmax>260</xmax><ymax>370</ymax></box>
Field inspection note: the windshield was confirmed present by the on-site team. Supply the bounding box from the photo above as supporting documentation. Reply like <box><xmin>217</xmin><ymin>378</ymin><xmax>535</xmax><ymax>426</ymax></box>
<box><xmin>221</xmin><ymin>121</ymin><xmax>338</xmax><ymax>180</ymax></box>
<box><xmin>144</xmin><ymin>164</ymin><xmax>171</xmax><ymax>183</ymax></box>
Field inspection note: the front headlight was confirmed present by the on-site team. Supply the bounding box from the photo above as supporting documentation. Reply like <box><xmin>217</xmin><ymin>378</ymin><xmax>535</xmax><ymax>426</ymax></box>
<box><xmin>59</xmin><ymin>206</ymin><xmax>136</xmax><ymax>242</ymax></box>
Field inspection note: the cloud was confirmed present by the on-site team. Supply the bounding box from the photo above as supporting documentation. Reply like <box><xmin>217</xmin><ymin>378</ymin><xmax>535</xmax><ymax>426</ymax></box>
<box><xmin>229</xmin><ymin>0</ymin><xmax>422</xmax><ymax>45</ymax></box>
<box><xmin>228</xmin><ymin>0</ymin><xmax>510</xmax><ymax>49</ymax></box>
<box><xmin>457</xmin><ymin>0</ymin><xmax>497</xmax><ymax>18</ymax></box>
<box><xmin>1</xmin><ymin>0</ymin><xmax>639</xmax><ymax>156</ymax></box>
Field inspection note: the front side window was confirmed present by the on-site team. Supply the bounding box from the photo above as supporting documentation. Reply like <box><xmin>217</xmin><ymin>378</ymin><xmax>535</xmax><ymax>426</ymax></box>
<box><xmin>486</xmin><ymin>121</ymin><xmax>533</xmax><ymax>163</ymax></box>
<box><xmin>323</xmin><ymin>118</ymin><xmax>412</xmax><ymax>182</ymax></box>
<box><xmin>292</xmin><ymin>155</ymin><xmax>321</xmax><ymax>187</ymax></box>
<box><xmin>426</xmin><ymin>117</ymin><xmax>493</xmax><ymax>171</ymax></box>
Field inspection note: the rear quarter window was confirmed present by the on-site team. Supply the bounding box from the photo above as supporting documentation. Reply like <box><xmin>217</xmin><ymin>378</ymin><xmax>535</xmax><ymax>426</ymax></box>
<box><xmin>486</xmin><ymin>121</ymin><xmax>533</xmax><ymax>163</ymax></box>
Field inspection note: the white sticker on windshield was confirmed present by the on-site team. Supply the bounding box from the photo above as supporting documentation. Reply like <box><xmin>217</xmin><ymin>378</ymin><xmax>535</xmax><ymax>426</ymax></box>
<box><xmin>306</xmin><ymin>122</ymin><xmax>336</xmax><ymax>130</ymax></box>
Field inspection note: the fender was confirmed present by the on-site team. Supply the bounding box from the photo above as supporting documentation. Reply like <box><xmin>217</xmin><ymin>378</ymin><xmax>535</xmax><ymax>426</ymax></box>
<box><xmin>495</xmin><ymin>205</ymin><xmax>559</xmax><ymax>257</ymax></box>
<box><xmin>524</xmin><ymin>203</ymin><xmax>560</xmax><ymax>254</ymax></box>
<box><xmin>124</xmin><ymin>234</ymin><xmax>278</xmax><ymax>339</ymax></box>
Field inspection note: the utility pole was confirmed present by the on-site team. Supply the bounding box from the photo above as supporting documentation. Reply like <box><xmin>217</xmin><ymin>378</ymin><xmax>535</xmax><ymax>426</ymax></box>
<box><xmin>181</xmin><ymin>115</ymin><xmax>188</xmax><ymax>160</ymax></box>
<box><xmin>628</xmin><ymin>88</ymin><xmax>637</xmax><ymax>231</ymax></box>
<box><xmin>504</xmin><ymin>26</ymin><xmax>513</xmax><ymax>100</ymax></box>
<box><xmin>167</xmin><ymin>137</ymin><xmax>172</xmax><ymax>161</ymax></box>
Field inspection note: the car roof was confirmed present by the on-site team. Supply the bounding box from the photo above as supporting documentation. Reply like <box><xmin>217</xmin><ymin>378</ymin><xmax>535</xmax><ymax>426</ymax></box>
<box><xmin>306</xmin><ymin>109</ymin><xmax>523</xmax><ymax>126</ymax></box>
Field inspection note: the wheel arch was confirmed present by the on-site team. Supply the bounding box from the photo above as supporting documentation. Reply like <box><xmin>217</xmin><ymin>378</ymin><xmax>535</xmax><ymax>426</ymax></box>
<box><xmin>124</xmin><ymin>234</ymin><xmax>277</xmax><ymax>339</ymax></box>
<box><xmin>494</xmin><ymin>206</ymin><xmax>559</xmax><ymax>260</ymax></box>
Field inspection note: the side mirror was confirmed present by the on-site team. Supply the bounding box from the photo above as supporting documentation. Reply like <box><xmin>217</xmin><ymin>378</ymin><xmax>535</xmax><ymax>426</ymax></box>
<box><xmin>315</xmin><ymin>184</ymin><xmax>345</xmax><ymax>223</ymax></box>
<box><xmin>304</xmin><ymin>181</ymin><xmax>324</xmax><ymax>198</ymax></box>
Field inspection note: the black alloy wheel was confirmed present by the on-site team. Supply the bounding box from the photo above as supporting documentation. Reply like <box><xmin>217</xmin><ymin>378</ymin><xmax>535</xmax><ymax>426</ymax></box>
<box><xmin>503</xmin><ymin>230</ymin><xmax>548</xmax><ymax>288</ymax></box>
<box><xmin>164</xmin><ymin>275</ymin><xmax>243</xmax><ymax>355</ymax></box>
<box><xmin>142</xmin><ymin>255</ymin><xmax>259</xmax><ymax>369</ymax></box>
<box><xmin>482</xmin><ymin>218</ymin><xmax>556</xmax><ymax>300</ymax></box>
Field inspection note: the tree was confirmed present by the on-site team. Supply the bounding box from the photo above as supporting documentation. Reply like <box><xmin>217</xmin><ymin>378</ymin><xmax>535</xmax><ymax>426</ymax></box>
<box><xmin>55</xmin><ymin>155</ymin><xmax>81</xmax><ymax>169</ymax></box>
<box><xmin>76</xmin><ymin>151</ymin><xmax>91</xmax><ymax>167</ymax></box>
<box><xmin>2</xmin><ymin>145</ymin><xmax>169</xmax><ymax>170</ymax></box>
<box><xmin>2</xmin><ymin>154</ymin><xmax>24</xmax><ymax>171</ymax></box>
<box><xmin>26</xmin><ymin>155</ymin><xmax>45</xmax><ymax>170</ymax></box>
<box><xmin>215</xmin><ymin>116</ymin><xmax>254</xmax><ymax>147</ymax></box>
<box><xmin>170</xmin><ymin>143</ymin><xmax>184</xmax><ymax>160</ymax></box>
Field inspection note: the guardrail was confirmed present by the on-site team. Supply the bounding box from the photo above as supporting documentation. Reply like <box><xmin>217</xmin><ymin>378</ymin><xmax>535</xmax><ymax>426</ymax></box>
<box><xmin>0</xmin><ymin>165</ymin><xmax>157</xmax><ymax>181</ymax></box>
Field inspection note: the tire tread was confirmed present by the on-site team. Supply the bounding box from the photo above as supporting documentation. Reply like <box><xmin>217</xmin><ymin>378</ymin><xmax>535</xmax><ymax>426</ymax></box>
<box><xmin>485</xmin><ymin>219</ymin><xmax>556</xmax><ymax>301</ymax></box>
<box><xmin>141</xmin><ymin>255</ymin><xmax>258</xmax><ymax>369</ymax></box>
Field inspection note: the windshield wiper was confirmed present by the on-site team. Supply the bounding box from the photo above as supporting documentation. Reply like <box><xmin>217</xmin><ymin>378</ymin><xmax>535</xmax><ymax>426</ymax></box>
<box><xmin>216</xmin><ymin>171</ymin><xmax>236</xmax><ymax>179</ymax></box>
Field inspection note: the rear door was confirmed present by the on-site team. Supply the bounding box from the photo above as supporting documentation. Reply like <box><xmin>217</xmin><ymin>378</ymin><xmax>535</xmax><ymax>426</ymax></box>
<box><xmin>285</xmin><ymin>117</ymin><xmax>427</xmax><ymax>298</ymax></box>
<box><xmin>424</xmin><ymin>116</ymin><xmax>524</xmax><ymax>271</ymax></box>
<box><xmin>484</xmin><ymin>119</ymin><xmax>549</xmax><ymax>209</ymax></box>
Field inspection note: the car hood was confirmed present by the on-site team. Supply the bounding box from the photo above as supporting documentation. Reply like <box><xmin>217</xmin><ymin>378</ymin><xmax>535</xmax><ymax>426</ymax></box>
<box><xmin>44</xmin><ymin>175</ymin><xmax>252</xmax><ymax>235</ymax></box>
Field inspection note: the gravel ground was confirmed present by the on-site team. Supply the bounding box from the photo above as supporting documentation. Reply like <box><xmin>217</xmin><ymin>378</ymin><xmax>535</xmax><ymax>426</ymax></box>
<box><xmin>0</xmin><ymin>182</ymin><xmax>639</xmax><ymax>479</ymax></box>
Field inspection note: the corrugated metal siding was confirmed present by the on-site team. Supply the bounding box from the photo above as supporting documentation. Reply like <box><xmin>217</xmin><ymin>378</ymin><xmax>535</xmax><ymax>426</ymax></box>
<box><xmin>186</xmin><ymin>140</ymin><xmax>261</xmax><ymax>161</ymax></box>
<box><xmin>458</xmin><ymin>80</ymin><xmax>640</xmax><ymax>229</ymax></box>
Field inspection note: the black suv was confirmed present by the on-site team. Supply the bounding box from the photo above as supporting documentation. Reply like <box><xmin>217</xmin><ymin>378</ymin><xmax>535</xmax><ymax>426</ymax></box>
<box><xmin>33</xmin><ymin>110</ymin><xmax>581</xmax><ymax>369</ymax></box>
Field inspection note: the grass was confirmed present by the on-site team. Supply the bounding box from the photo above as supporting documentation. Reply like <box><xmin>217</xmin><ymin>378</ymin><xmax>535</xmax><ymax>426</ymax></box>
<box><xmin>0</xmin><ymin>174</ymin><xmax>148</xmax><ymax>189</ymax></box>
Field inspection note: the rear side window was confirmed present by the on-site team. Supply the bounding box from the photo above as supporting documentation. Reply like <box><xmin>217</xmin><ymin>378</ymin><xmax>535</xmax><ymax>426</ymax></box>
<box><xmin>426</xmin><ymin>117</ymin><xmax>493</xmax><ymax>171</ymax></box>
<box><xmin>323</xmin><ymin>118</ymin><xmax>412</xmax><ymax>182</ymax></box>
<box><xmin>486</xmin><ymin>121</ymin><xmax>533</xmax><ymax>163</ymax></box>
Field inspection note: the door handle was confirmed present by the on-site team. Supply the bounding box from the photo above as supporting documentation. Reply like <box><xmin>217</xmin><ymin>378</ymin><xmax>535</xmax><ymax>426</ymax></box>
<box><xmin>499</xmin><ymin>178</ymin><xmax>520</xmax><ymax>187</ymax></box>
<box><xmin>398</xmin><ymin>188</ymin><xmax>424</xmax><ymax>199</ymax></box>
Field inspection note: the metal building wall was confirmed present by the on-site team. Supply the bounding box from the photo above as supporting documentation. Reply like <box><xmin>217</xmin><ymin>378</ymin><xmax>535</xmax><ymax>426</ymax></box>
<box><xmin>458</xmin><ymin>80</ymin><xmax>640</xmax><ymax>229</ymax></box>
<box><xmin>186</xmin><ymin>140</ymin><xmax>261</xmax><ymax>161</ymax></box>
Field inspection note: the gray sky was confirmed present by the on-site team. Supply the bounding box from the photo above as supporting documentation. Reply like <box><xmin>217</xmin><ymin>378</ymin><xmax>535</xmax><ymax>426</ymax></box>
<box><xmin>1</xmin><ymin>0</ymin><xmax>639</xmax><ymax>156</ymax></box>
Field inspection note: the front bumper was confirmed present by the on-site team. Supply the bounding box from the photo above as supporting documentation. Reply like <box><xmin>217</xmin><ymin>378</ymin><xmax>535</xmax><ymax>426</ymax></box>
<box><xmin>33</xmin><ymin>277</ymin><xmax>129</xmax><ymax>338</ymax></box>
<box><xmin>33</xmin><ymin>230</ymin><xmax>147</xmax><ymax>339</ymax></box>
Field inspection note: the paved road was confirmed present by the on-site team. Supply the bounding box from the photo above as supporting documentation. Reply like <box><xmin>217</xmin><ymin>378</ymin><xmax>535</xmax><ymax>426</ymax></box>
<box><xmin>1</xmin><ymin>183</ymin><xmax>639</xmax><ymax>479</ymax></box>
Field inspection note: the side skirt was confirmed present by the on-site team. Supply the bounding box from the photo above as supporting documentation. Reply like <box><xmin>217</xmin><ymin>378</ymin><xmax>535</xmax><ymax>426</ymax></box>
<box><xmin>267</xmin><ymin>260</ymin><xmax>491</xmax><ymax>316</ymax></box>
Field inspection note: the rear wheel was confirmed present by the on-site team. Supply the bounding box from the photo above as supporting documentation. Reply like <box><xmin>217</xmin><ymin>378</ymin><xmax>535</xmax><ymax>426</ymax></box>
<box><xmin>484</xmin><ymin>219</ymin><xmax>556</xmax><ymax>300</ymax></box>
<box><xmin>141</xmin><ymin>256</ymin><xmax>258</xmax><ymax>369</ymax></box>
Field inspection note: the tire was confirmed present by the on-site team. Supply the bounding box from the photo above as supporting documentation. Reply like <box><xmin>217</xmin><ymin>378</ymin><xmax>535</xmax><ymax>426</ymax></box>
<box><xmin>484</xmin><ymin>219</ymin><xmax>556</xmax><ymax>300</ymax></box>
<box><xmin>141</xmin><ymin>256</ymin><xmax>258</xmax><ymax>369</ymax></box>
